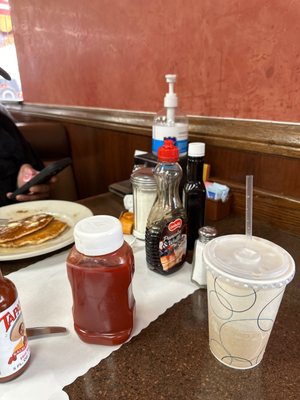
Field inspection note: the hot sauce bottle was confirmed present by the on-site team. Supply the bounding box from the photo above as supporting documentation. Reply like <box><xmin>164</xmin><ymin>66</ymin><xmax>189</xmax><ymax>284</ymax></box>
<box><xmin>0</xmin><ymin>271</ymin><xmax>30</xmax><ymax>382</ymax></box>
<box><xmin>145</xmin><ymin>139</ymin><xmax>187</xmax><ymax>275</ymax></box>
<box><xmin>66</xmin><ymin>215</ymin><xmax>135</xmax><ymax>345</ymax></box>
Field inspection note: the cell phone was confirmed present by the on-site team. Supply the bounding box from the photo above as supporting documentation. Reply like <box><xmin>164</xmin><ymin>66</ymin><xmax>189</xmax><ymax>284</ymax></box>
<box><xmin>10</xmin><ymin>157</ymin><xmax>72</xmax><ymax>200</ymax></box>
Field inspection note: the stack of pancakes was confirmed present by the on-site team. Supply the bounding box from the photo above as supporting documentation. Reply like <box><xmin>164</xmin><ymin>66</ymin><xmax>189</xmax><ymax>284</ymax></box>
<box><xmin>0</xmin><ymin>213</ymin><xmax>69</xmax><ymax>248</ymax></box>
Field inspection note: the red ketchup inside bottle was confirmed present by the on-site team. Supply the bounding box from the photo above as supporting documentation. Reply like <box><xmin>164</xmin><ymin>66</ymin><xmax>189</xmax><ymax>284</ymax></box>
<box><xmin>66</xmin><ymin>215</ymin><xmax>135</xmax><ymax>345</ymax></box>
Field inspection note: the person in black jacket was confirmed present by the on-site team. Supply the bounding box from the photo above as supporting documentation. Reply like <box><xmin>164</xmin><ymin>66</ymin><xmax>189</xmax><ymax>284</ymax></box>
<box><xmin>0</xmin><ymin>67</ymin><xmax>56</xmax><ymax>207</ymax></box>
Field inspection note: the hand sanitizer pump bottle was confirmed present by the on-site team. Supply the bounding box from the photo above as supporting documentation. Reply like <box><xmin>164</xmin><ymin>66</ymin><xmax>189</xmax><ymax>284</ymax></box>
<box><xmin>152</xmin><ymin>74</ymin><xmax>188</xmax><ymax>158</ymax></box>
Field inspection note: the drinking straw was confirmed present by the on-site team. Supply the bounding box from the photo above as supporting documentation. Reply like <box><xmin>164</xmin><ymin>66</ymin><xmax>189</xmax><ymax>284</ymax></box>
<box><xmin>245</xmin><ymin>175</ymin><xmax>253</xmax><ymax>239</ymax></box>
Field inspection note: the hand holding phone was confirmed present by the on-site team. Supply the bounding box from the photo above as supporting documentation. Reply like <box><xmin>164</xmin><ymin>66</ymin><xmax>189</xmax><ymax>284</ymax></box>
<box><xmin>10</xmin><ymin>157</ymin><xmax>72</xmax><ymax>200</ymax></box>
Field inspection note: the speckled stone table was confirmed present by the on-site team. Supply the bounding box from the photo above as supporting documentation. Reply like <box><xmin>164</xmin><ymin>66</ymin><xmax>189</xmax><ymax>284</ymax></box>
<box><xmin>66</xmin><ymin>194</ymin><xmax>300</xmax><ymax>400</ymax></box>
<box><xmin>2</xmin><ymin>193</ymin><xmax>299</xmax><ymax>399</ymax></box>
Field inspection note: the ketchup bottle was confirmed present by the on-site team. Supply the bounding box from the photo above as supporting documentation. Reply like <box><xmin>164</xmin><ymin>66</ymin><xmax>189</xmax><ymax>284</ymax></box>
<box><xmin>0</xmin><ymin>271</ymin><xmax>30</xmax><ymax>382</ymax></box>
<box><xmin>67</xmin><ymin>215</ymin><xmax>135</xmax><ymax>345</ymax></box>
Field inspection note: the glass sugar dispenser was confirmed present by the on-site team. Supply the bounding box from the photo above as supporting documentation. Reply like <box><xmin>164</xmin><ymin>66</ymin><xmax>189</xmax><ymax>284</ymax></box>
<box><xmin>130</xmin><ymin>166</ymin><xmax>157</xmax><ymax>240</ymax></box>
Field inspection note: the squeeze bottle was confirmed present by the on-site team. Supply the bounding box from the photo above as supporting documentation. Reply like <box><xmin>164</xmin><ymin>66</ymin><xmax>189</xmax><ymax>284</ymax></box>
<box><xmin>67</xmin><ymin>215</ymin><xmax>135</xmax><ymax>345</ymax></box>
<box><xmin>146</xmin><ymin>139</ymin><xmax>187</xmax><ymax>275</ymax></box>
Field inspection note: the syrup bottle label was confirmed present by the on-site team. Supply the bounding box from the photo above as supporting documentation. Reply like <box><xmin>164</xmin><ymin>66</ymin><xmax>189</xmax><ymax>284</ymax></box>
<box><xmin>159</xmin><ymin>218</ymin><xmax>187</xmax><ymax>271</ymax></box>
<box><xmin>0</xmin><ymin>298</ymin><xmax>30</xmax><ymax>379</ymax></box>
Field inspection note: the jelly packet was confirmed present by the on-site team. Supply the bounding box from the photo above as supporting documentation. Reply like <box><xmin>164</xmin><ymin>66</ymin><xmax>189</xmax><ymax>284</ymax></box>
<box><xmin>205</xmin><ymin>182</ymin><xmax>230</xmax><ymax>202</ymax></box>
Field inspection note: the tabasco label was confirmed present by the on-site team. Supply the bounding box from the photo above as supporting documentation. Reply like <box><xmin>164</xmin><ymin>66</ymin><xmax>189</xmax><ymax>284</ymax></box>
<box><xmin>0</xmin><ymin>298</ymin><xmax>30</xmax><ymax>378</ymax></box>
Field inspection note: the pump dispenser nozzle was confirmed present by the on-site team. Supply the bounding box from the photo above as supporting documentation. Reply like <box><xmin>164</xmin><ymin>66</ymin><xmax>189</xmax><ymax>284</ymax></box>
<box><xmin>164</xmin><ymin>74</ymin><xmax>178</xmax><ymax>122</ymax></box>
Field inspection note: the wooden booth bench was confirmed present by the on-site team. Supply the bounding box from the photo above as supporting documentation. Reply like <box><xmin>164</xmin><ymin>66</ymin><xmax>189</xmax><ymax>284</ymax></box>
<box><xmin>17</xmin><ymin>121</ymin><xmax>78</xmax><ymax>202</ymax></box>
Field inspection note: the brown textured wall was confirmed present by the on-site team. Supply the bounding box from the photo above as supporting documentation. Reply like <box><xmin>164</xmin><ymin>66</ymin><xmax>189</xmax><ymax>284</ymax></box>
<box><xmin>10</xmin><ymin>0</ymin><xmax>300</xmax><ymax>123</ymax></box>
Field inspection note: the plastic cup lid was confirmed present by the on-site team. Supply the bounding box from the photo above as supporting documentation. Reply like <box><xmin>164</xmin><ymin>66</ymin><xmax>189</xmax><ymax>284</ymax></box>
<box><xmin>74</xmin><ymin>215</ymin><xmax>124</xmax><ymax>256</ymax></box>
<box><xmin>203</xmin><ymin>234</ymin><xmax>295</xmax><ymax>288</ymax></box>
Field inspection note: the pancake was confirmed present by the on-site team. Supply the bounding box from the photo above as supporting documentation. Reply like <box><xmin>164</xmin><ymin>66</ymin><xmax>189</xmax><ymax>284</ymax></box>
<box><xmin>0</xmin><ymin>213</ymin><xmax>53</xmax><ymax>243</ymax></box>
<box><xmin>0</xmin><ymin>218</ymin><xmax>69</xmax><ymax>248</ymax></box>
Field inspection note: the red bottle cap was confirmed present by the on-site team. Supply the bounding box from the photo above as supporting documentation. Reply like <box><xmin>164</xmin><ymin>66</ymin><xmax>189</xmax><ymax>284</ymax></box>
<box><xmin>157</xmin><ymin>139</ymin><xmax>179</xmax><ymax>162</ymax></box>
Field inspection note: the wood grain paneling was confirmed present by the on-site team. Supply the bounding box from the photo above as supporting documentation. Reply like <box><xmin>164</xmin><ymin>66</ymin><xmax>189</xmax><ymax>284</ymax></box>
<box><xmin>64</xmin><ymin>124</ymin><xmax>151</xmax><ymax>199</ymax></box>
<box><xmin>7</xmin><ymin>103</ymin><xmax>300</xmax><ymax>234</ymax></box>
<box><xmin>9</xmin><ymin>103</ymin><xmax>300</xmax><ymax>156</ymax></box>
<box><xmin>218</xmin><ymin>179</ymin><xmax>300</xmax><ymax>236</ymax></box>
<box><xmin>204</xmin><ymin>146</ymin><xmax>300</xmax><ymax>198</ymax></box>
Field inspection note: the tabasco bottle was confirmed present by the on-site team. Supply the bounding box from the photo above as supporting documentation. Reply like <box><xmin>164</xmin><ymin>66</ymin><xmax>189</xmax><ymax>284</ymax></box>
<box><xmin>0</xmin><ymin>271</ymin><xmax>30</xmax><ymax>382</ymax></box>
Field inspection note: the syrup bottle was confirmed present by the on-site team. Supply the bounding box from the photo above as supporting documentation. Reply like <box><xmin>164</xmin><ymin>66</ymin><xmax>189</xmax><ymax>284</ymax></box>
<box><xmin>67</xmin><ymin>215</ymin><xmax>135</xmax><ymax>345</ymax></box>
<box><xmin>0</xmin><ymin>271</ymin><xmax>30</xmax><ymax>382</ymax></box>
<box><xmin>145</xmin><ymin>139</ymin><xmax>187</xmax><ymax>275</ymax></box>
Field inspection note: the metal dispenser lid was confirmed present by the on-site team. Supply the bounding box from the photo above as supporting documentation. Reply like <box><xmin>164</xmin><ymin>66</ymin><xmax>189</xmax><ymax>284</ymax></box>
<box><xmin>199</xmin><ymin>226</ymin><xmax>217</xmax><ymax>244</ymax></box>
<box><xmin>130</xmin><ymin>167</ymin><xmax>156</xmax><ymax>189</ymax></box>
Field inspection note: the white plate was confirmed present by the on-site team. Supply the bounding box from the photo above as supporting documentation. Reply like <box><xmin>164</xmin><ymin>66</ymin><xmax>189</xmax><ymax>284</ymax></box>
<box><xmin>0</xmin><ymin>200</ymin><xmax>93</xmax><ymax>261</ymax></box>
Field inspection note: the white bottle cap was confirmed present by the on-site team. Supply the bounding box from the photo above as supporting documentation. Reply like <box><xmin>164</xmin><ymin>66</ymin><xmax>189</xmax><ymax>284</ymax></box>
<box><xmin>74</xmin><ymin>215</ymin><xmax>124</xmax><ymax>256</ymax></box>
<box><xmin>188</xmin><ymin>142</ymin><xmax>205</xmax><ymax>157</ymax></box>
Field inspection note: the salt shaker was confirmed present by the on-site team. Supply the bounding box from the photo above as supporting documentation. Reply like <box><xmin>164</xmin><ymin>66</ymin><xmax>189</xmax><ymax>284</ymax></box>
<box><xmin>191</xmin><ymin>226</ymin><xmax>217</xmax><ymax>287</ymax></box>
<box><xmin>130</xmin><ymin>167</ymin><xmax>157</xmax><ymax>240</ymax></box>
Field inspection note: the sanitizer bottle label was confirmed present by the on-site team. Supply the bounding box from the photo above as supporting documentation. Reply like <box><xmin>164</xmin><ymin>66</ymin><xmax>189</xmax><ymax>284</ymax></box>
<box><xmin>152</xmin><ymin>124</ymin><xmax>188</xmax><ymax>156</ymax></box>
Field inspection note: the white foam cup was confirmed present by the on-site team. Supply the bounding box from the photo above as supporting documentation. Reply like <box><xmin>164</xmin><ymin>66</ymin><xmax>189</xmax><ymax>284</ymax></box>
<box><xmin>203</xmin><ymin>234</ymin><xmax>295</xmax><ymax>369</ymax></box>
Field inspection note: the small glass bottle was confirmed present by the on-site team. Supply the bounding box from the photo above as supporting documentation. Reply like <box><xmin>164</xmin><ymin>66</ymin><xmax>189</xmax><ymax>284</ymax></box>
<box><xmin>183</xmin><ymin>142</ymin><xmax>207</xmax><ymax>251</ymax></box>
<box><xmin>145</xmin><ymin>139</ymin><xmax>187</xmax><ymax>275</ymax></box>
<box><xmin>67</xmin><ymin>215</ymin><xmax>135</xmax><ymax>345</ymax></box>
<box><xmin>131</xmin><ymin>167</ymin><xmax>157</xmax><ymax>240</ymax></box>
<box><xmin>0</xmin><ymin>270</ymin><xmax>30</xmax><ymax>382</ymax></box>
<box><xmin>191</xmin><ymin>226</ymin><xmax>217</xmax><ymax>287</ymax></box>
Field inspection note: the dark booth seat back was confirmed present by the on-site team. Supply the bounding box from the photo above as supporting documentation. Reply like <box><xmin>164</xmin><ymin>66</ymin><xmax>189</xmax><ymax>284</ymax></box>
<box><xmin>17</xmin><ymin>122</ymin><xmax>78</xmax><ymax>202</ymax></box>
